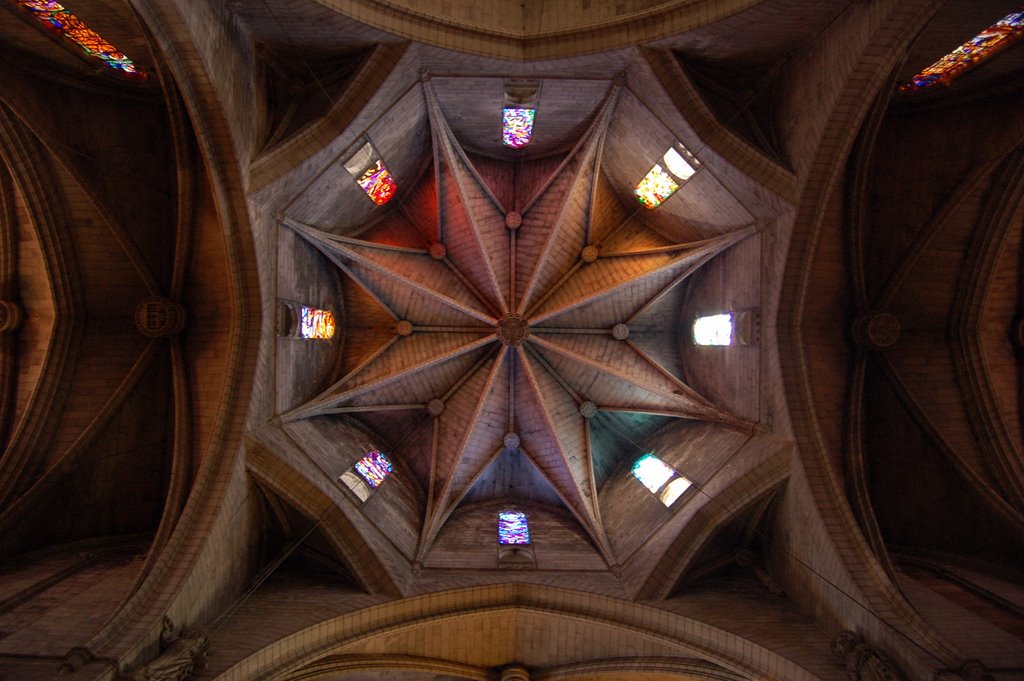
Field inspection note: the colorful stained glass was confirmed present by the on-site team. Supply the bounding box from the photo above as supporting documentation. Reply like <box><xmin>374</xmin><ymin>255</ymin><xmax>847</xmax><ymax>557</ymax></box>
<box><xmin>354</xmin><ymin>450</ymin><xmax>392</xmax><ymax>489</ymax></box>
<box><xmin>356</xmin><ymin>160</ymin><xmax>397</xmax><ymax>206</ymax></box>
<box><xmin>631</xmin><ymin>453</ymin><xmax>675</xmax><ymax>494</ymax></box>
<box><xmin>300</xmin><ymin>307</ymin><xmax>335</xmax><ymax>340</ymax></box>
<box><xmin>900</xmin><ymin>11</ymin><xmax>1024</xmax><ymax>93</ymax></box>
<box><xmin>502</xmin><ymin>107</ymin><xmax>536</xmax><ymax>148</ymax></box>
<box><xmin>17</xmin><ymin>1</ymin><xmax>145</xmax><ymax>78</ymax></box>
<box><xmin>498</xmin><ymin>510</ymin><xmax>530</xmax><ymax>545</ymax></box>
<box><xmin>634</xmin><ymin>164</ymin><xmax>679</xmax><ymax>208</ymax></box>
<box><xmin>693</xmin><ymin>313</ymin><xmax>733</xmax><ymax>346</ymax></box>
<box><xmin>634</xmin><ymin>145</ymin><xmax>701</xmax><ymax>208</ymax></box>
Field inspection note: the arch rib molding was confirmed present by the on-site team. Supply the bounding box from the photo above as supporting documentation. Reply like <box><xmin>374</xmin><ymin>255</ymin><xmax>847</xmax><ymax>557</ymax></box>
<box><xmin>309</xmin><ymin>0</ymin><xmax>763</xmax><ymax>61</ymax></box>
<box><xmin>215</xmin><ymin>584</ymin><xmax>827</xmax><ymax>681</ymax></box>
<box><xmin>286</xmin><ymin>654</ymin><xmax>748</xmax><ymax>681</ymax></box>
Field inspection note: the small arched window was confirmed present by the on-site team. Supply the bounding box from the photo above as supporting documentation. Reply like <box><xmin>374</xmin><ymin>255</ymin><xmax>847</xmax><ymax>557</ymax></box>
<box><xmin>631</xmin><ymin>453</ymin><xmax>692</xmax><ymax>506</ymax></box>
<box><xmin>634</xmin><ymin>144</ymin><xmax>701</xmax><ymax>208</ymax></box>
<box><xmin>300</xmin><ymin>306</ymin><xmax>335</xmax><ymax>340</ymax></box>
<box><xmin>497</xmin><ymin>510</ymin><xmax>531</xmax><ymax>545</ymax></box>
<box><xmin>502</xmin><ymin>108</ymin><xmax>535</xmax><ymax>148</ymax></box>
<box><xmin>692</xmin><ymin>313</ymin><xmax>733</xmax><ymax>346</ymax></box>
<box><xmin>344</xmin><ymin>141</ymin><xmax>397</xmax><ymax>206</ymax></box>
<box><xmin>900</xmin><ymin>11</ymin><xmax>1024</xmax><ymax>93</ymax></box>
<box><xmin>502</xmin><ymin>80</ymin><xmax>539</xmax><ymax>148</ymax></box>
<box><xmin>339</xmin><ymin>449</ymin><xmax>393</xmax><ymax>502</ymax></box>
<box><xmin>16</xmin><ymin>1</ymin><xmax>145</xmax><ymax>78</ymax></box>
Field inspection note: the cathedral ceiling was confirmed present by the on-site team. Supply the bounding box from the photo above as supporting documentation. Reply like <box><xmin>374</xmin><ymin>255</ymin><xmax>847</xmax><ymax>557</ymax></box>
<box><xmin>256</xmin><ymin>22</ymin><xmax>794</xmax><ymax>589</ymax></box>
<box><xmin>794</xmin><ymin>0</ymin><xmax>1024</xmax><ymax>592</ymax></box>
<box><xmin>2</xmin><ymin>0</ymin><xmax>1024</xmax><ymax>677</ymax></box>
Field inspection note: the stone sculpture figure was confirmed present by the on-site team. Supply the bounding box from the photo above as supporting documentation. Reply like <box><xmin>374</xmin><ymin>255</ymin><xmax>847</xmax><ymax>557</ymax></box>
<box><xmin>120</xmin><ymin>618</ymin><xmax>208</xmax><ymax>681</ymax></box>
<box><xmin>831</xmin><ymin>630</ymin><xmax>906</xmax><ymax>681</ymax></box>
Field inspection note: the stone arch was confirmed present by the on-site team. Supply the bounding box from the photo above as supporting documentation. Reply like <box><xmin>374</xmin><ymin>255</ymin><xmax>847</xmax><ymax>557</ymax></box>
<box><xmin>309</xmin><ymin>0</ymin><xmax>764</xmax><ymax>61</ymax></box>
<box><xmin>217</xmin><ymin>584</ymin><xmax>833</xmax><ymax>681</ymax></box>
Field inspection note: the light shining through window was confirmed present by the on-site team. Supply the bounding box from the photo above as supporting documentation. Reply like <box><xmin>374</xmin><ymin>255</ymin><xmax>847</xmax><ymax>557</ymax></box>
<box><xmin>634</xmin><ymin>164</ymin><xmax>679</xmax><ymax>209</ymax></box>
<box><xmin>662</xmin><ymin>147</ymin><xmax>696</xmax><ymax>181</ymax></box>
<box><xmin>634</xmin><ymin>144</ymin><xmax>701</xmax><ymax>208</ymax></box>
<box><xmin>632</xmin><ymin>454</ymin><xmax>676</xmax><ymax>494</ymax></box>
<box><xmin>693</xmin><ymin>313</ymin><xmax>733</xmax><ymax>346</ymax></box>
<box><xmin>354</xmin><ymin>450</ymin><xmax>392</xmax><ymax>488</ymax></box>
<box><xmin>300</xmin><ymin>307</ymin><xmax>335</xmax><ymax>340</ymax></box>
<box><xmin>498</xmin><ymin>510</ymin><xmax>530</xmax><ymax>544</ymax></box>
<box><xmin>344</xmin><ymin>141</ymin><xmax>397</xmax><ymax>206</ymax></box>
<box><xmin>659</xmin><ymin>477</ymin><xmax>692</xmax><ymax>506</ymax></box>
<box><xmin>502</xmin><ymin>107</ymin><xmax>535</xmax><ymax>148</ymax></box>
<box><xmin>900</xmin><ymin>11</ymin><xmax>1024</xmax><ymax>93</ymax></box>
<box><xmin>17</xmin><ymin>0</ymin><xmax>145</xmax><ymax>78</ymax></box>
<box><xmin>631</xmin><ymin>454</ymin><xmax>691</xmax><ymax>507</ymax></box>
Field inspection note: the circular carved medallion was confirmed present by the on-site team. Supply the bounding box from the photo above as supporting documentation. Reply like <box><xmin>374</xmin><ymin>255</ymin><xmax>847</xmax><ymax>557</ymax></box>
<box><xmin>497</xmin><ymin>314</ymin><xmax>530</xmax><ymax>346</ymax></box>
<box><xmin>135</xmin><ymin>297</ymin><xmax>186</xmax><ymax>337</ymax></box>
<box><xmin>851</xmin><ymin>312</ymin><xmax>900</xmax><ymax>350</ymax></box>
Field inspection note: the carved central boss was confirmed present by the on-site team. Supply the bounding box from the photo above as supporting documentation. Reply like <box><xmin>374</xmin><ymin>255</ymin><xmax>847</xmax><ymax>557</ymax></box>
<box><xmin>497</xmin><ymin>313</ymin><xmax>530</xmax><ymax>346</ymax></box>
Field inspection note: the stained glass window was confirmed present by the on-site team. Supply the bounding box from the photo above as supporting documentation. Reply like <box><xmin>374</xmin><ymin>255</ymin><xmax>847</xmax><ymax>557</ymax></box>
<box><xmin>344</xmin><ymin>141</ymin><xmax>397</xmax><ymax>206</ymax></box>
<box><xmin>300</xmin><ymin>307</ymin><xmax>335</xmax><ymax>340</ymax></box>
<box><xmin>900</xmin><ymin>11</ymin><xmax>1024</xmax><ymax>93</ymax></box>
<box><xmin>356</xmin><ymin>160</ymin><xmax>397</xmax><ymax>206</ymax></box>
<box><xmin>17</xmin><ymin>1</ymin><xmax>145</xmax><ymax>78</ymax></box>
<box><xmin>354</xmin><ymin>449</ymin><xmax>392</xmax><ymax>489</ymax></box>
<box><xmin>631</xmin><ymin>453</ymin><xmax>691</xmax><ymax>507</ymax></box>
<box><xmin>634</xmin><ymin>145</ymin><xmax>701</xmax><ymax>208</ymax></box>
<box><xmin>498</xmin><ymin>510</ymin><xmax>530</xmax><ymax>544</ymax></box>
<box><xmin>635</xmin><ymin>164</ymin><xmax>679</xmax><ymax>209</ymax></box>
<box><xmin>502</xmin><ymin>107</ymin><xmax>536</xmax><ymax>148</ymax></box>
<box><xmin>693</xmin><ymin>313</ymin><xmax>733</xmax><ymax>346</ymax></box>
<box><xmin>502</xmin><ymin>80</ymin><xmax>539</xmax><ymax>148</ymax></box>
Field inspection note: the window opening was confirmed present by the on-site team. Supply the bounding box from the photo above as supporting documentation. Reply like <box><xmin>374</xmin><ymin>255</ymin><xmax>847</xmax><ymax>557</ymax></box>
<box><xmin>355</xmin><ymin>449</ymin><xmax>392</xmax><ymax>488</ymax></box>
<box><xmin>631</xmin><ymin>453</ymin><xmax>692</xmax><ymax>507</ymax></box>
<box><xmin>344</xmin><ymin>141</ymin><xmax>397</xmax><ymax>205</ymax></box>
<box><xmin>660</xmin><ymin>477</ymin><xmax>692</xmax><ymax>506</ymax></box>
<box><xmin>693</xmin><ymin>313</ymin><xmax>733</xmax><ymax>346</ymax></box>
<box><xmin>632</xmin><ymin>453</ymin><xmax>675</xmax><ymax>494</ymax></box>
<box><xmin>634</xmin><ymin>144</ymin><xmax>701</xmax><ymax>208</ymax></box>
<box><xmin>900</xmin><ymin>11</ymin><xmax>1024</xmax><ymax>93</ymax></box>
<box><xmin>16</xmin><ymin>1</ymin><xmax>145</xmax><ymax>78</ymax></box>
<box><xmin>498</xmin><ymin>510</ymin><xmax>531</xmax><ymax>545</ymax></box>
<box><xmin>502</xmin><ymin>108</ymin><xmax>536</xmax><ymax>148</ymax></box>
<box><xmin>300</xmin><ymin>306</ymin><xmax>335</xmax><ymax>340</ymax></box>
<box><xmin>340</xmin><ymin>449</ymin><xmax>393</xmax><ymax>502</ymax></box>
<box><xmin>502</xmin><ymin>80</ymin><xmax>539</xmax><ymax>148</ymax></box>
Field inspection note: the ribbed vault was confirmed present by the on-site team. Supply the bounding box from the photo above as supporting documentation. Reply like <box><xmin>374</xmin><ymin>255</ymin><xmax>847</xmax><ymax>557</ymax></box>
<box><xmin>5</xmin><ymin>0</ymin><xmax>1024</xmax><ymax>680</ymax></box>
<box><xmin>276</xmin><ymin>70</ymin><xmax>762</xmax><ymax>574</ymax></box>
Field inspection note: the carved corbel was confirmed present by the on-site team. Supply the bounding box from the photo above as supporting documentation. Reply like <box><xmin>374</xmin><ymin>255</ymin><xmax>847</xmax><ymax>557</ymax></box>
<box><xmin>831</xmin><ymin>630</ymin><xmax>906</xmax><ymax>681</ymax></box>
<box><xmin>119</xmin><ymin>617</ymin><xmax>208</xmax><ymax>681</ymax></box>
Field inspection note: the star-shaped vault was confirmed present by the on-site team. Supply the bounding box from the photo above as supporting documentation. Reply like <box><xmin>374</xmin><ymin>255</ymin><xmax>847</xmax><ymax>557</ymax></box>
<box><xmin>283</xmin><ymin>81</ymin><xmax>753</xmax><ymax>569</ymax></box>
